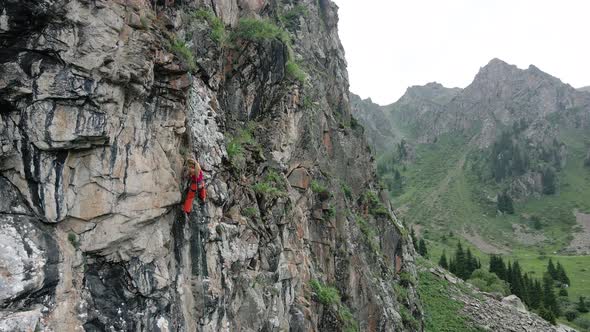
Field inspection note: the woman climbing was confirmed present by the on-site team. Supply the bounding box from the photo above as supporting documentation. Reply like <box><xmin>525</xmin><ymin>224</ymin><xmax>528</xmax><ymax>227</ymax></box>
<box><xmin>182</xmin><ymin>158</ymin><xmax>206</xmax><ymax>214</ymax></box>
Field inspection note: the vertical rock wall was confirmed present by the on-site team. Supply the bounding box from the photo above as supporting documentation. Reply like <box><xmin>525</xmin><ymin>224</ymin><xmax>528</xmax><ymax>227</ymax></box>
<box><xmin>0</xmin><ymin>0</ymin><xmax>422</xmax><ymax>331</ymax></box>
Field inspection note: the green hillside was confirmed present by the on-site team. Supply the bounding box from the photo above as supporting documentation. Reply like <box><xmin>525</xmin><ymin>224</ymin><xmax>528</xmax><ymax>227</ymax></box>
<box><xmin>376</xmin><ymin>127</ymin><xmax>590</xmax><ymax>329</ymax></box>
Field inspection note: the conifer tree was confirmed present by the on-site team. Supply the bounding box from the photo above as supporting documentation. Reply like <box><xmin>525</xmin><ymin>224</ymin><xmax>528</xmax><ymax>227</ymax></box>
<box><xmin>539</xmin><ymin>307</ymin><xmax>556</xmax><ymax>325</ymax></box>
<box><xmin>489</xmin><ymin>255</ymin><xmax>507</xmax><ymax>281</ymax></box>
<box><xmin>439</xmin><ymin>251</ymin><xmax>449</xmax><ymax>269</ymax></box>
<box><xmin>542</xmin><ymin>273</ymin><xmax>560</xmax><ymax>317</ymax></box>
<box><xmin>558</xmin><ymin>288</ymin><xmax>568</xmax><ymax>297</ymax></box>
<box><xmin>547</xmin><ymin>259</ymin><xmax>558</xmax><ymax>280</ymax></box>
<box><xmin>530</xmin><ymin>279</ymin><xmax>542</xmax><ymax>309</ymax></box>
<box><xmin>510</xmin><ymin>261</ymin><xmax>524</xmax><ymax>299</ymax></box>
<box><xmin>393</xmin><ymin>169</ymin><xmax>403</xmax><ymax>194</ymax></box>
<box><xmin>542</xmin><ymin>168</ymin><xmax>557</xmax><ymax>195</ymax></box>
<box><xmin>466</xmin><ymin>249</ymin><xmax>475</xmax><ymax>276</ymax></box>
<box><xmin>449</xmin><ymin>258</ymin><xmax>456</xmax><ymax>275</ymax></box>
<box><xmin>522</xmin><ymin>273</ymin><xmax>532</xmax><ymax>306</ymax></box>
<box><xmin>410</xmin><ymin>227</ymin><xmax>418</xmax><ymax>251</ymax></box>
<box><xmin>497</xmin><ymin>194</ymin><xmax>506</xmax><ymax>212</ymax></box>
<box><xmin>418</xmin><ymin>239</ymin><xmax>428</xmax><ymax>257</ymax></box>
<box><xmin>455</xmin><ymin>242</ymin><xmax>467</xmax><ymax>279</ymax></box>
<box><xmin>578</xmin><ymin>296</ymin><xmax>589</xmax><ymax>313</ymax></box>
<box><xmin>555</xmin><ymin>262</ymin><xmax>570</xmax><ymax>286</ymax></box>
<box><xmin>505</xmin><ymin>193</ymin><xmax>515</xmax><ymax>214</ymax></box>
<box><xmin>497</xmin><ymin>192</ymin><xmax>515</xmax><ymax>214</ymax></box>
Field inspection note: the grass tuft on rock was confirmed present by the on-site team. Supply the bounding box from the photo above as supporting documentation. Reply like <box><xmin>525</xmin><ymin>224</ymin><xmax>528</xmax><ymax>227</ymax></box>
<box><xmin>253</xmin><ymin>170</ymin><xmax>287</xmax><ymax>199</ymax></box>
<box><xmin>310</xmin><ymin>280</ymin><xmax>359</xmax><ymax>331</ymax></box>
<box><xmin>68</xmin><ymin>232</ymin><xmax>79</xmax><ymax>249</ymax></box>
<box><xmin>242</xmin><ymin>207</ymin><xmax>258</xmax><ymax>218</ymax></box>
<box><xmin>310</xmin><ymin>279</ymin><xmax>340</xmax><ymax>306</ymax></box>
<box><xmin>170</xmin><ymin>38</ymin><xmax>196</xmax><ymax>71</ymax></box>
<box><xmin>193</xmin><ymin>9</ymin><xmax>227</xmax><ymax>44</ymax></box>
<box><xmin>285</xmin><ymin>60</ymin><xmax>306</xmax><ymax>84</ymax></box>
<box><xmin>311</xmin><ymin>180</ymin><xmax>329</xmax><ymax>194</ymax></box>
<box><xmin>232</xmin><ymin>18</ymin><xmax>291</xmax><ymax>45</ymax></box>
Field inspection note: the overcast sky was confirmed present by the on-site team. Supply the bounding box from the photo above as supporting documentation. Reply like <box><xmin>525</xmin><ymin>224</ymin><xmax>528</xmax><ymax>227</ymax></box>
<box><xmin>333</xmin><ymin>0</ymin><xmax>590</xmax><ymax>105</ymax></box>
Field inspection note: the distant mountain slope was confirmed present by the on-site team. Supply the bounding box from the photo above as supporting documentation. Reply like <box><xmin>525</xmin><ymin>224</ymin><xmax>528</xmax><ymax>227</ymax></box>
<box><xmin>350</xmin><ymin>93</ymin><xmax>398</xmax><ymax>152</ymax></box>
<box><xmin>386</xmin><ymin>82</ymin><xmax>462</xmax><ymax>144</ymax></box>
<box><xmin>354</xmin><ymin>61</ymin><xmax>590</xmax><ymax>327</ymax></box>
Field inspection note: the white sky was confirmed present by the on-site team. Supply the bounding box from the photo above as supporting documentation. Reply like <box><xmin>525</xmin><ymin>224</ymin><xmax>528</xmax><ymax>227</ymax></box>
<box><xmin>333</xmin><ymin>0</ymin><xmax>590</xmax><ymax>105</ymax></box>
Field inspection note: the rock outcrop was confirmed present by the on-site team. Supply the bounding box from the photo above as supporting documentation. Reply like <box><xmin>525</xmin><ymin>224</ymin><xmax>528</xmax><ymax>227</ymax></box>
<box><xmin>427</xmin><ymin>266</ymin><xmax>560</xmax><ymax>332</ymax></box>
<box><xmin>0</xmin><ymin>0</ymin><xmax>420</xmax><ymax>331</ymax></box>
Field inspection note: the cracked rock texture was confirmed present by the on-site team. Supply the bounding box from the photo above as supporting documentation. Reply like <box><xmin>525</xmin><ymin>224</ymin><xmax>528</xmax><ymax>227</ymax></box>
<box><xmin>0</xmin><ymin>0</ymin><xmax>421</xmax><ymax>331</ymax></box>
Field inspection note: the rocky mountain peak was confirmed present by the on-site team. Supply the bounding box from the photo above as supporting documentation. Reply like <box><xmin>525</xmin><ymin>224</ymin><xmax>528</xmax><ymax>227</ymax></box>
<box><xmin>398</xmin><ymin>82</ymin><xmax>462</xmax><ymax>108</ymax></box>
<box><xmin>470</xmin><ymin>58</ymin><xmax>565</xmax><ymax>92</ymax></box>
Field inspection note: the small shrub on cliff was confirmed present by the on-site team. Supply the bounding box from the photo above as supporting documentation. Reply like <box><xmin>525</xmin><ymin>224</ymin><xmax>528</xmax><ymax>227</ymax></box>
<box><xmin>311</xmin><ymin>180</ymin><xmax>328</xmax><ymax>194</ymax></box>
<box><xmin>310</xmin><ymin>280</ymin><xmax>340</xmax><ymax>306</ymax></box>
<box><xmin>539</xmin><ymin>307</ymin><xmax>556</xmax><ymax>325</ymax></box>
<box><xmin>68</xmin><ymin>232</ymin><xmax>79</xmax><ymax>249</ymax></box>
<box><xmin>242</xmin><ymin>207</ymin><xmax>258</xmax><ymax>218</ymax></box>
<box><xmin>170</xmin><ymin>38</ymin><xmax>196</xmax><ymax>71</ymax></box>
<box><xmin>393</xmin><ymin>282</ymin><xmax>409</xmax><ymax>304</ymax></box>
<box><xmin>399</xmin><ymin>306</ymin><xmax>420</xmax><ymax>331</ymax></box>
<box><xmin>232</xmin><ymin>18</ymin><xmax>291</xmax><ymax>45</ymax></box>
<box><xmin>226</xmin><ymin>125</ymin><xmax>258</xmax><ymax>170</ymax></box>
<box><xmin>279</xmin><ymin>5</ymin><xmax>308</xmax><ymax>31</ymax></box>
<box><xmin>355</xmin><ymin>215</ymin><xmax>379</xmax><ymax>253</ymax></box>
<box><xmin>310</xmin><ymin>280</ymin><xmax>358</xmax><ymax>331</ymax></box>
<box><xmin>324</xmin><ymin>204</ymin><xmax>336</xmax><ymax>219</ymax></box>
<box><xmin>339</xmin><ymin>305</ymin><xmax>359</xmax><ymax>332</ymax></box>
<box><xmin>253</xmin><ymin>170</ymin><xmax>287</xmax><ymax>199</ymax></box>
<box><xmin>399</xmin><ymin>271</ymin><xmax>416</xmax><ymax>287</ymax></box>
<box><xmin>226</xmin><ymin>140</ymin><xmax>243</xmax><ymax>160</ymax></box>
<box><xmin>341</xmin><ymin>182</ymin><xmax>353</xmax><ymax>199</ymax></box>
<box><xmin>252</xmin><ymin>182</ymin><xmax>285</xmax><ymax>199</ymax></box>
<box><xmin>301</xmin><ymin>95</ymin><xmax>313</xmax><ymax>109</ymax></box>
<box><xmin>363</xmin><ymin>191</ymin><xmax>389</xmax><ymax>217</ymax></box>
<box><xmin>193</xmin><ymin>9</ymin><xmax>227</xmax><ymax>45</ymax></box>
<box><xmin>285</xmin><ymin>60</ymin><xmax>306</xmax><ymax>84</ymax></box>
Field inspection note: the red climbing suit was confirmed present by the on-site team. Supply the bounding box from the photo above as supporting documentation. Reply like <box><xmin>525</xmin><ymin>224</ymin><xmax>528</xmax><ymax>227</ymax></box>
<box><xmin>182</xmin><ymin>166</ymin><xmax>204</xmax><ymax>214</ymax></box>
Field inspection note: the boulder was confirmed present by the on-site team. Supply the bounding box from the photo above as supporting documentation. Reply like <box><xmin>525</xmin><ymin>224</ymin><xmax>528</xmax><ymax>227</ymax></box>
<box><xmin>501</xmin><ymin>295</ymin><xmax>527</xmax><ymax>313</ymax></box>
<box><xmin>288</xmin><ymin>167</ymin><xmax>311</xmax><ymax>189</ymax></box>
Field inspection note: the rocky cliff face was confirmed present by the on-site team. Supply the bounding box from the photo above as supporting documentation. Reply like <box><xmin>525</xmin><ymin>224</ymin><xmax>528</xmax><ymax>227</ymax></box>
<box><xmin>0</xmin><ymin>0</ymin><xmax>420</xmax><ymax>331</ymax></box>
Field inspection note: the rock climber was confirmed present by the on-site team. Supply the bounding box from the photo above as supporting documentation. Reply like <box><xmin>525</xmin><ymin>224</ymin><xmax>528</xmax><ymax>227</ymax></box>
<box><xmin>182</xmin><ymin>158</ymin><xmax>205</xmax><ymax>214</ymax></box>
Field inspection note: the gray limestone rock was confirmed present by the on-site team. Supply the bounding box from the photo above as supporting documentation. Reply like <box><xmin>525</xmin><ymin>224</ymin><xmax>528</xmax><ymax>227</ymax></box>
<box><xmin>0</xmin><ymin>0</ymin><xmax>421</xmax><ymax>331</ymax></box>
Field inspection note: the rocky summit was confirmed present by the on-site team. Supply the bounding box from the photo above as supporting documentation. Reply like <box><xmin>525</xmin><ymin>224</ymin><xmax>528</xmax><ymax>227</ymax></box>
<box><xmin>0</xmin><ymin>0</ymin><xmax>420</xmax><ymax>331</ymax></box>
